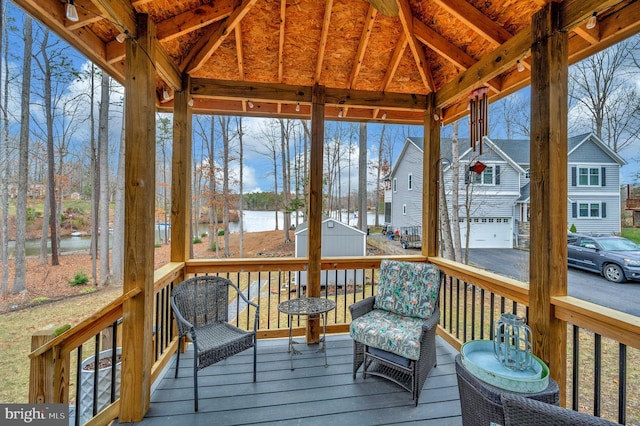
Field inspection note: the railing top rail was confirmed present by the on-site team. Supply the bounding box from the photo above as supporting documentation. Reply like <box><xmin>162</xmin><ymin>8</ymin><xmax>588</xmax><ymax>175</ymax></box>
<box><xmin>28</xmin><ymin>288</ymin><xmax>141</xmax><ymax>359</ymax></box>
<box><xmin>429</xmin><ymin>256</ymin><xmax>529</xmax><ymax>305</ymax></box>
<box><xmin>154</xmin><ymin>262</ymin><xmax>185</xmax><ymax>292</ymax></box>
<box><xmin>552</xmin><ymin>295</ymin><xmax>640</xmax><ymax>350</ymax></box>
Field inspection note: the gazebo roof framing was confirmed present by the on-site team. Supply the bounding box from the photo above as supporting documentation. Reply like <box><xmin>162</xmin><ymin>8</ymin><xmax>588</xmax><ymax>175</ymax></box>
<box><xmin>13</xmin><ymin>0</ymin><xmax>640</xmax><ymax>124</ymax></box>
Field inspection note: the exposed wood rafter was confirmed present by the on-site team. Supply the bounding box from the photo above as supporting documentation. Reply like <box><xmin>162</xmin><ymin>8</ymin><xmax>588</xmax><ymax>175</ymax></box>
<box><xmin>349</xmin><ymin>5</ymin><xmax>377</xmax><ymax>88</ymax></box>
<box><xmin>235</xmin><ymin>25</ymin><xmax>245</xmax><ymax>80</ymax></box>
<box><xmin>156</xmin><ymin>0</ymin><xmax>234</xmax><ymax>41</ymax></box>
<box><xmin>382</xmin><ymin>32</ymin><xmax>407</xmax><ymax>92</ymax></box>
<box><xmin>315</xmin><ymin>0</ymin><xmax>334</xmax><ymax>82</ymax></box>
<box><xmin>433</xmin><ymin>0</ymin><xmax>512</xmax><ymax>47</ymax></box>
<box><xmin>573</xmin><ymin>24</ymin><xmax>600</xmax><ymax>45</ymax></box>
<box><xmin>396</xmin><ymin>0</ymin><xmax>434</xmax><ymax>92</ymax></box>
<box><xmin>278</xmin><ymin>0</ymin><xmax>287</xmax><ymax>83</ymax></box>
<box><xmin>91</xmin><ymin>0</ymin><xmax>138</xmax><ymax>38</ymax></box>
<box><xmin>184</xmin><ymin>0</ymin><xmax>258</xmax><ymax>74</ymax></box>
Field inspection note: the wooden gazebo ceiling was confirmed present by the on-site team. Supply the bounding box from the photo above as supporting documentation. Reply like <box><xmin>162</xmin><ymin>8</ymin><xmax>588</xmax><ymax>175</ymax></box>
<box><xmin>14</xmin><ymin>0</ymin><xmax>640</xmax><ymax>124</ymax></box>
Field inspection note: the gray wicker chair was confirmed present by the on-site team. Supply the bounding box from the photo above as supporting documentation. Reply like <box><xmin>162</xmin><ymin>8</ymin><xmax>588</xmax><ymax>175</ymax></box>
<box><xmin>171</xmin><ymin>276</ymin><xmax>259</xmax><ymax>412</ymax></box>
<box><xmin>455</xmin><ymin>354</ymin><xmax>560</xmax><ymax>426</ymax></box>
<box><xmin>349</xmin><ymin>260</ymin><xmax>441</xmax><ymax>406</ymax></box>
<box><xmin>501</xmin><ymin>394</ymin><xmax>619</xmax><ymax>425</ymax></box>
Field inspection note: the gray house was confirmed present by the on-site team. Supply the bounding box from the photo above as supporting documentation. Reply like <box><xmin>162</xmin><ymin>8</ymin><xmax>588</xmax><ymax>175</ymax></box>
<box><xmin>389</xmin><ymin>133</ymin><xmax>626</xmax><ymax>248</ymax></box>
<box><xmin>295</xmin><ymin>218</ymin><xmax>366</xmax><ymax>287</ymax></box>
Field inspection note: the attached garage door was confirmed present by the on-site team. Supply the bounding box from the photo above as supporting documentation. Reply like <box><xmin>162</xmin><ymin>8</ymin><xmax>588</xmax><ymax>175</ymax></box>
<box><xmin>459</xmin><ymin>217</ymin><xmax>513</xmax><ymax>248</ymax></box>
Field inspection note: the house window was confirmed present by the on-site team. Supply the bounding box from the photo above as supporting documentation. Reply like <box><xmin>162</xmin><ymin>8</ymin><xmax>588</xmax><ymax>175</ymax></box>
<box><xmin>472</xmin><ymin>166</ymin><xmax>494</xmax><ymax>185</ymax></box>
<box><xmin>402</xmin><ymin>204</ymin><xmax>407</xmax><ymax>215</ymax></box>
<box><xmin>579</xmin><ymin>202</ymin><xmax>600</xmax><ymax>218</ymax></box>
<box><xmin>408</xmin><ymin>173</ymin><xmax>413</xmax><ymax>190</ymax></box>
<box><xmin>578</xmin><ymin>167</ymin><xmax>600</xmax><ymax>186</ymax></box>
<box><xmin>393</xmin><ymin>178</ymin><xmax>397</xmax><ymax>193</ymax></box>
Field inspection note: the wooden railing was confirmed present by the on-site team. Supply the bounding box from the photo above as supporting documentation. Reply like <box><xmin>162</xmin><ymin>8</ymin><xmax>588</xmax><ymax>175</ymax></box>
<box><xmin>429</xmin><ymin>256</ymin><xmax>640</xmax><ymax>424</ymax></box>
<box><xmin>29</xmin><ymin>255</ymin><xmax>640</xmax><ymax>425</ymax></box>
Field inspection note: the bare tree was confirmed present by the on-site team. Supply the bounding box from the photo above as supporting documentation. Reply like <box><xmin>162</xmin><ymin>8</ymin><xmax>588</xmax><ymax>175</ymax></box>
<box><xmin>279</xmin><ymin>119</ymin><xmax>292</xmax><ymax>242</ymax></box>
<box><xmin>112</xmin><ymin>105</ymin><xmax>125</xmax><ymax>285</ymax></box>
<box><xmin>570</xmin><ymin>37</ymin><xmax>640</xmax><ymax>152</ymax></box>
<box><xmin>236</xmin><ymin>116</ymin><xmax>244</xmax><ymax>257</ymax></box>
<box><xmin>258</xmin><ymin>120</ymin><xmax>281</xmax><ymax>230</ymax></box>
<box><xmin>357</xmin><ymin>122</ymin><xmax>367</xmax><ymax>232</ymax></box>
<box><xmin>373</xmin><ymin>124</ymin><xmax>387</xmax><ymax>228</ymax></box>
<box><xmin>0</xmin><ymin>0</ymin><xmax>8</xmax><ymax>296</ymax></box>
<box><xmin>98</xmin><ymin>72</ymin><xmax>110</xmax><ymax>285</ymax></box>
<box><xmin>217</xmin><ymin>115</ymin><xmax>235</xmax><ymax>256</ymax></box>
<box><xmin>13</xmin><ymin>15</ymin><xmax>33</xmax><ymax>294</ymax></box>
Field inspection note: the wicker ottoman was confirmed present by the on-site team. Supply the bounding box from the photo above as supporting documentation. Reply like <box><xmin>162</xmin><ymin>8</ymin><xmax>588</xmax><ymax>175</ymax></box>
<box><xmin>455</xmin><ymin>354</ymin><xmax>560</xmax><ymax>426</ymax></box>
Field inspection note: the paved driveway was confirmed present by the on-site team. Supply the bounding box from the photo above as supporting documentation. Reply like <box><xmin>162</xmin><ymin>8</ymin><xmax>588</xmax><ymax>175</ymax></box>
<box><xmin>467</xmin><ymin>248</ymin><xmax>640</xmax><ymax>317</ymax></box>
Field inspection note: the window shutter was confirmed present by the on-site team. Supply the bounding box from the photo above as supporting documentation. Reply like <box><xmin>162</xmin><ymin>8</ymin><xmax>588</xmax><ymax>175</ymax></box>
<box><xmin>602</xmin><ymin>202</ymin><xmax>607</xmax><ymax>218</ymax></box>
<box><xmin>495</xmin><ymin>165</ymin><xmax>500</xmax><ymax>185</ymax></box>
<box><xmin>601</xmin><ymin>167</ymin><xmax>606</xmax><ymax>186</ymax></box>
<box><xmin>571</xmin><ymin>167</ymin><xmax>576</xmax><ymax>186</ymax></box>
<box><xmin>572</xmin><ymin>202</ymin><xmax>577</xmax><ymax>218</ymax></box>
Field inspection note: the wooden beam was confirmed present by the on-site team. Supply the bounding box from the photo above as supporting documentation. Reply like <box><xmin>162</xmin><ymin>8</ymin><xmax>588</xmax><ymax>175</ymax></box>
<box><xmin>278</xmin><ymin>0</ymin><xmax>287</xmax><ymax>83</ymax></box>
<box><xmin>184</xmin><ymin>0</ymin><xmax>258</xmax><ymax>74</ymax></box>
<box><xmin>423</xmin><ymin>93</ymin><xmax>439</xmax><ymax>258</ymax></box>
<box><xmin>154</xmin><ymin>40</ymin><xmax>182</xmax><ymax>90</ymax></box>
<box><xmin>91</xmin><ymin>0</ymin><xmax>138</xmax><ymax>38</ymax></box>
<box><xmin>156</xmin><ymin>0</ymin><xmax>234</xmax><ymax>41</ymax></box>
<box><xmin>119</xmin><ymin>13</ymin><xmax>156</xmax><ymax>423</ymax></box>
<box><xmin>315</xmin><ymin>0</ymin><xmax>334</xmax><ymax>82</ymax></box>
<box><xmin>382</xmin><ymin>32</ymin><xmax>407</xmax><ymax>91</ymax></box>
<box><xmin>529</xmin><ymin>2</ymin><xmax>568</xmax><ymax>406</ymax></box>
<box><xmin>171</xmin><ymin>77</ymin><xmax>192</xmax><ymax>263</ymax></box>
<box><xmin>307</xmin><ymin>84</ymin><xmax>325</xmax><ymax>344</ymax></box>
<box><xmin>433</xmin><ymin>0</ymin><xmax>512</xmax><ymax>46</ymax></box>
<box><xmin>190</xmin><ymin>78</ymin><xmax>428</xmax><ymax>111</ymax></box>
<box><xmin>396</xmin><ymin>0</ymin><xmax>434</xmax><ymax>92</ymax></box>
<box><xmin>349</xmin><ymin>5</ymin><xmax>377</xmax><ymax>88</ymax></box>
<box><xmin>65</xmin><ymin>1</ymin><xmax>102</xmax><ymax>31</ymax></box>
<box><xmin>573</xmin><ymin>24</ymin><xmax>600</xmax><ymax>45</ymax></box>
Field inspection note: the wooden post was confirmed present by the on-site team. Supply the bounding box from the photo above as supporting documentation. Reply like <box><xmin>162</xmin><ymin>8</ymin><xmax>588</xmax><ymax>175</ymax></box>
<box><xmin>306</xmin><ymin>83</ymin><xmax>325</xmax><ymax>343</ymax></box>
<box><xmin>120</xmin><ymin>13</ymin><xmax>157</xmax><ymax>422</ymax></box>
<box><xmin>29</xmin><ymin>328</ymin><xmax>56</xmax><ymax>403</ymax></box>
<box><xmin>423</xmin><ymin>93</ymin><xmax>440</xmax><ymax>258</ymax></box>
<box><xmin>529</xmin><ymin>2</ymin><xmax>568</xmax><ymax>405</ymax></box>
<box><xmin>171</xmin><ymin>76</ymin><xmax>192</xmax><ymax>264</ymax></box>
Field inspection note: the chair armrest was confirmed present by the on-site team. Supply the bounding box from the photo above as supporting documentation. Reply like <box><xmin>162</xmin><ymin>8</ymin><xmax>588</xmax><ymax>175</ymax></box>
<box><xmin>227</xmin><ymin>282</ymin><xmax>261</xmax><ymax>331</ymax></box>
<box><xmin>349</xmin><ymin>296</ymin><xmax>375</xmax><ymax>320</ymax></box>
<box><xmin>170</xmin><ymin>296</ymin><xmax>196</xmax><ymax>338</ymax></box>
<box><xmin>421</xmin><ymin>307</ymin><xmax>440</xmax><ymax>335</ymax></box>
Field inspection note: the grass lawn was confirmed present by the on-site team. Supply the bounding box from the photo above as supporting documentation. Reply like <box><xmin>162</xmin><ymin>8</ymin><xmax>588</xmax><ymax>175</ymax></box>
<box><xmin>621</xmin><ymin>227</ymin><xmax>640</xmax><ymax>244</ymax></box>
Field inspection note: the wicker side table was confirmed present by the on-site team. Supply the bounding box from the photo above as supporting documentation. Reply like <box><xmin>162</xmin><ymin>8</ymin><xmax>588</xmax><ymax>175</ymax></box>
<box><xmin>455</xmin><ymin>354</ymin><xmax>560</xmax><ymax>426</ymax></box>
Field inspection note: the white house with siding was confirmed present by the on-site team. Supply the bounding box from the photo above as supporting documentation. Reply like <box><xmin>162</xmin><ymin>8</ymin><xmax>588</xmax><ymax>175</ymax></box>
<box><xmin>389</xmin><ymin>133</ymin><xmax>626</xmax><ymax>248</ymax></box>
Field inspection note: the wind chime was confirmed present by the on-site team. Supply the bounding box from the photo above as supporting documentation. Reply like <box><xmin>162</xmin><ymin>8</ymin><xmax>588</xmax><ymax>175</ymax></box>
<box><xmin>469</xmin><ymin>87</ymin><xmax>490</xmax><ymax>154</ymax></box>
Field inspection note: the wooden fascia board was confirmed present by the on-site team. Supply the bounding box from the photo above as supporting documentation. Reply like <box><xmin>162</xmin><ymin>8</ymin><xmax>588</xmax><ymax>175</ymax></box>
<box><xmin>349</xmin><ymin>5</ymin><xmax>377</xmax><ymax>88</ymax></box>
<box><xmin>396</xmin><ymin>0</ymin><xmax>434</xmax><ymax>92</ymax></box>
<box><xmin>278</xmin><ymin>0</ymin><xmax>287</xmax><ymax>83</ymax></box>
<box><xmin>184</xmin><ymin>0</ymin><xmax>258</xmax><ymax>74</ymax></box>
<box><xmin>315</xmin><ymin>0</ymin><xmax>334</xmax><ymax>82</ymax></box>
<box><xmin>382</xmin><ymin>32</ymin><xmax>407</xmax><ymax>91</ymax></box>
<box><xmin>190</xmin><ymin>78</ymin><xmax>428</xmax><ymax>111</ymax></box>
<box><xmin>91</xmin><ymin>0</ymin><xmax>138</xmax><ymax>38</ymax></box>
<box><xmin>13</xmin><ymin>0</ymin><xmax>123</xmax><ymax>83</ymax></box>
<box><xmin>156</xmin><ymin>0</ymin><xmax>234</xmax><ymax>41</ymax></box>
<box><xmin>433</xmin><ymin>0</ymin><xmax>512</xmax><ymax>46</ymax></box>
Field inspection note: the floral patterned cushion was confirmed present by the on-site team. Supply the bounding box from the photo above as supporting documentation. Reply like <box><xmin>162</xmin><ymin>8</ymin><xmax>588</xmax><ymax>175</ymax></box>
<box><xmin>374</xmin><ymin>260</ymin><xmax>440</xmax><ymax>319</ymax></box>
<box><xmin>350</xmin><ymin>309</ymin><xmax>425</xmax><ymax>360</ymax></box>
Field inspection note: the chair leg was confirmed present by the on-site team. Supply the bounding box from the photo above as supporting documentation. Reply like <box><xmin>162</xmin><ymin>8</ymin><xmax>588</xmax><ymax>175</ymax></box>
<box><xmin>193</xmin><ymin>353</ymin><xmax>199</xmax><ymax>412</ymax></box>
<box><xmin>253</xmin><ymin>341</ymin><xmax>257</xmax><ymax>382</ymax></box>
<box><xmin>175</xmin><ymin>337</ymin><xmax>182</xmax><ymax>378</ymax></box>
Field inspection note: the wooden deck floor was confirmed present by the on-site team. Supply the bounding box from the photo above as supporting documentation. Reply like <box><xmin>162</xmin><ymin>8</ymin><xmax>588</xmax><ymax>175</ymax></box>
<box><xmin>120</xmin><ymin>334</ymin><xmax>462</xmax><ymax>425</ymax></box>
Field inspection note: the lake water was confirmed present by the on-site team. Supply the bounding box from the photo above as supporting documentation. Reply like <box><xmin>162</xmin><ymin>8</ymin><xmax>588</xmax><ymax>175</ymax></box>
<box><xmin>7</xmin><ymin>210</ymin><xmax>384</xmax><ymax>256</ymax></box>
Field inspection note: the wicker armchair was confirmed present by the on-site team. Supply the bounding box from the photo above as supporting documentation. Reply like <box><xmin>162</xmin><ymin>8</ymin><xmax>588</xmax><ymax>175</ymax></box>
<box><xmin>501</xmin><ymin>394</ymin><xmax>619</xmax><ymax>425</ymax></box>
<box><xmin>171</xmin><ymin>276</ymin><xmax>259</xmax><ymax>411</ymax></box>
<box><xmin>349</xmin><ymin>260</ymin><xmax>441</xmax><ymax>406</ymax></box>
<box><xmin>455</xmin><ymin>354</ymin><xmax>560</xmax><ymax>426</ymax></box>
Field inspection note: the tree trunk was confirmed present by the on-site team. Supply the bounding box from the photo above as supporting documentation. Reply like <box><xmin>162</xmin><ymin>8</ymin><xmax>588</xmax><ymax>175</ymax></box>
<box><xmin>39</xmin><ymin>186</ymin><xmax>50</xmax><ymax>265</ymax></box>
<box><xmin>111</xmin><ymin>106</ymin><xmax>125</xmax><ymax>285</ymax></box>
<box><xmin>237</xmin><ymin>117</ymin><xmax>244</xmax><ymax>257</ymax></box>
<box><xmin>439</xmin><ymin>164</ymin><xmax>454</xmax><ymax>259</ymax></box>
<box><xmin>89</xmin><ymin>64</ymin><xmax>98</xmax><ymax>285</ymax></box>
<box><xmin>375</xmin><ymin>125</ymin><xmax>386</xmax><ymax>228</ymax></box>
<box><xmin>219</xmin><ymin>116</ymin><xmax>231</xmax><ymax>257</ymax></box>
<box><xmin>13</xmin><ymin>16</ymin><xmax>33</xmax><ymax>294</ymax></box>
<box><xmin>98</xmin><ymin>72</ymin><xmax>110</xmax><ymax>285</ymax></box>
<box><xmin>451</xmin><ymin>121</ymin><xmax>462</xmax><ymax>262</ymax></box>
<box><xmin>358</xmin><ymin>123</ymin><xmax>367</xmax><ymax>232</ymax></box>
<box><xmin>0</xmin><ymin>0</ymin><xmax>8</xmax><ymax>296</ymax></box>
<box><xmin>280</xmin><ymin>120</ymin><xmax>291</xmax><ymax>242</ymax></box>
